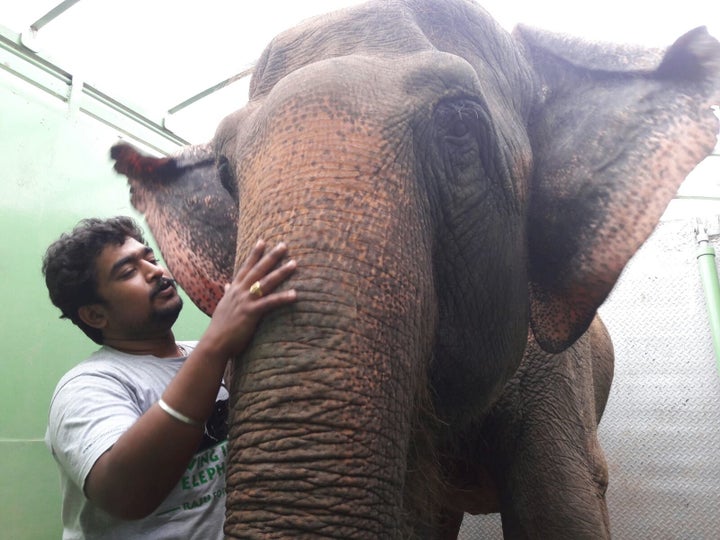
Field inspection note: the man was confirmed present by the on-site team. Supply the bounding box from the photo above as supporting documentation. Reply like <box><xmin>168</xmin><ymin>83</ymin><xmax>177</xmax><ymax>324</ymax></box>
<box><xmin>42</xmin><ymin>216</ymin><xmax>297</xmax><ymax>539</ymax></box>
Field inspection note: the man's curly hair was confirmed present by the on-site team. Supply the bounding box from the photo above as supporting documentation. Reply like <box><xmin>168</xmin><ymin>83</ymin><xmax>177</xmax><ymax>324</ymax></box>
<box><xmin>42</xmin><ymin>216</ymin><xmax>147</xmax><ymax>344</ymax></box>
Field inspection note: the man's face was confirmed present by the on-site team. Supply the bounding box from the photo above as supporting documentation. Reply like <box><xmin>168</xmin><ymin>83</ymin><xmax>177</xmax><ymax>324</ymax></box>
<box><xmin>91</xmin><ymin>236</ymin><xmax>183</xmax><ymax>340</ymax></box>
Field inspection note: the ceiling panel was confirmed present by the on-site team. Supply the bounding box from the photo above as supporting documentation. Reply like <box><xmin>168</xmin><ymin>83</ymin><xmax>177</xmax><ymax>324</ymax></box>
<box><xmin>1</xmin><ymin>1</ymin><xmax>367</xmax><ymax>140</ymax></box>
<box><xmin>1</xmin><ymin>0</ymin><xmax>718</xmax><ymax>153</ymax></box>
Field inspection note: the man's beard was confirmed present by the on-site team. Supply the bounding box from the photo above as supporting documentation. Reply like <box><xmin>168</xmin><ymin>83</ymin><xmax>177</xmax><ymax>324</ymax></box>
<box><xmin>149</xmin><ymin>277</ymin><xmax>183</xmax><ymax>327</ymax></box>
<box><xmin>151</xmin><ymin>295</ymin><xmax>183</xmax><ymax>327</ymax></box>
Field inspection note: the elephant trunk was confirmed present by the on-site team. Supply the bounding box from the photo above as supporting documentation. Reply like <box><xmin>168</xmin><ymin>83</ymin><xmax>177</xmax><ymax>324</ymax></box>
<box><xmin>223</xmin><ymin>83</ymin><xmax>436</xmax><ymax>537</ymax></box>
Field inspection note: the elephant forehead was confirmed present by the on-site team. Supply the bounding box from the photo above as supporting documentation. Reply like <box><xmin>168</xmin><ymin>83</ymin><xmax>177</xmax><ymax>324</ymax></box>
<box><xmin>243</xmin><ymin>50</ymin><xmax>527</xmax><ymax>148</ymax></box>
<box><xmin>265</xmin><ymin>53</ymin><xmax>488</xmax><ymax>115</ymax></box>
<box><xmin>249</xmin><ymin>0</ymin><xmax>534</xmax><ymax>113</ymax></box>
<box><xmin>233</xmin><ymin>49</ymin><xmax>534</xmax><ymax>209</ymax></box>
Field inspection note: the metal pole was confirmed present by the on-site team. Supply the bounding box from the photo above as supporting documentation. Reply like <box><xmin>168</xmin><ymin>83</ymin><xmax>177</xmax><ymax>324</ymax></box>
<box><xmin>30</xmin><ymin>0</ymin><xmax>83</xmax><ymax>31</ymax></box>
<box><xmin>167</xmin><ymin>65</ymin><xmax>255</xmax><ymax>115</ymax></box>
<box><xmin>695</xmin><ymin>221</ymin><xmax>720</xmax><ymax>376</ymax></box>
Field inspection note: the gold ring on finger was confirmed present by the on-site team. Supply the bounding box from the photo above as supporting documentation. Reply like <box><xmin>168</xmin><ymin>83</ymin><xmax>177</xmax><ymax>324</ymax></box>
<box><xmin>249</xmin><ymin>281</ymin><xmax>263</xmax><ymax>298</ymax></box>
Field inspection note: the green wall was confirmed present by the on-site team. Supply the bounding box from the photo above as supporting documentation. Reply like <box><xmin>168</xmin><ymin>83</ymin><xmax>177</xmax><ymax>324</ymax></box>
<box><xmin>0</xmin><ymin>52</ymin><xmax>209</xmax><ymax>538</ymax></box>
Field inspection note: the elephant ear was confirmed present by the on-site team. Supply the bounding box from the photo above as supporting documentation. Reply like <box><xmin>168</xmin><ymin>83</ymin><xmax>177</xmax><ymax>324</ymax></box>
<box><xmin>111</xmin><ymin>142</ymin><xmax>238</xmax><ymax>315</ymax></box>
<box><xmin>517</xmin><ymin>26</ymin><xmax>720</xmax><ymax>353</ymax></box>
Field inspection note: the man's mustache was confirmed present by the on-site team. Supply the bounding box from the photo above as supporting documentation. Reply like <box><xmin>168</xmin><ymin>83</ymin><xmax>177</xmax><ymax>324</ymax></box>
<box><xmin>151</xmin><ymin>277</ymin><xmax>177</xmax><ymax>299</ymax></box>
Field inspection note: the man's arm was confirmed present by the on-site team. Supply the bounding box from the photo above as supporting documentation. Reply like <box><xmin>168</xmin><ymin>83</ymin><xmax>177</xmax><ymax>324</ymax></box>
<box><xmin>84</xmin><ymin>241</ymin><xmax>297</xmax><ymax>519</ymax></box>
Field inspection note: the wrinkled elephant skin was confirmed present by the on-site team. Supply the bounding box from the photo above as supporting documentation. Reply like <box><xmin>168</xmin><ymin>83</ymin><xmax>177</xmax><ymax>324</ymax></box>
<box><xmin>111</xmin><ymin>0</ymin><xmax>720</xmax><ymax>537</ymax></box>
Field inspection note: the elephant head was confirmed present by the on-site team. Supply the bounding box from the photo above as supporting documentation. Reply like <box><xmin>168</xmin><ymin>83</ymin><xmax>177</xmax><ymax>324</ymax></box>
<box><xmin>112</xmin><ymin>0</ymin><xmax>720</xmax><ymax>536</ymax></box>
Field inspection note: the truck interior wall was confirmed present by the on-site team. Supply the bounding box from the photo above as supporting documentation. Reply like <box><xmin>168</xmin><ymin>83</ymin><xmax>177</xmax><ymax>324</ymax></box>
<box><xmin>0</xmin><ymin>65</ymin><xmax>208</xmax><ymax>539</ymax></box>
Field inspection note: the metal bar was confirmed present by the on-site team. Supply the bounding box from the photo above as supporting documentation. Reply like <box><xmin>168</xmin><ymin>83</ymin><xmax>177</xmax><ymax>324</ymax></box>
<box><xmin>675</xmin><ymin>195</ymin><xmax>720</xmax><ymax>201</ymax></box>
<box><xmin>30</xmin><ymin>0</ymin><xmax>83</xmax><ymax>31</ymax></box>
<box><xmin>695</xmin><ymin>222</ymin><xmax>720</xmax><ymax>377</ymax></box>
<box><xmin>0</xmin><ymin>28</ymin><xmax>71</xmax><ymax>99</ymax></box>
<box><xmin>82</xmin><ymin>82</ymin><xmax>189</xmax><ymax>147</ymax></box>
<box><xmin>167</xmin><ymin>65</ymin><xmax>254</xmax><ymax>115</ymax></box>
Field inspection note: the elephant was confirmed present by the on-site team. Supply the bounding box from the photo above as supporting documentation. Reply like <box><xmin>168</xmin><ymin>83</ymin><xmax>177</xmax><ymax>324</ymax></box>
<box><xmin>110</xmin><ymin>0</ymin><xmax>720</xmax><ymax>537</ymax></box>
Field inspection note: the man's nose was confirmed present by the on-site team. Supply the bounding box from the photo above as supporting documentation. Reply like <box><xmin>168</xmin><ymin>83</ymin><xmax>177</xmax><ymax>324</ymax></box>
<box><xmin>144</xmin><ymin>260</ymin><xmax>165</xmax><ymax>281</ymax></box>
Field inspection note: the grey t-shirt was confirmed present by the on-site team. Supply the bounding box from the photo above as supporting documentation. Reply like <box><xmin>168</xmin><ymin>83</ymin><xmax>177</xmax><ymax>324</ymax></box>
<box><xmin>45</xmin><ymin>342</ymin><xmax>228</xmax><ymax>540</ymax></box>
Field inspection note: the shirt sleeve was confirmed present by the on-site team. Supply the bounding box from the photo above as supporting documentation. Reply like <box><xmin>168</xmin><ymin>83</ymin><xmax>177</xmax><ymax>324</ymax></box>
<box><xmin>47</xmin><ymin>370</ymin><xmax>143</xmax><ymax>495</ymax></box>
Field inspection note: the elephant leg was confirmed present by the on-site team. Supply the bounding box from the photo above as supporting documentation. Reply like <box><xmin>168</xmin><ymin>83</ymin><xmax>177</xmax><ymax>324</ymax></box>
<box><xmin>483</xmin><ymin>317</ymin><xmax>614</xmax><ymax>539</ymax></box>
<box><xmin>498</xmin><ymin>436</ymin><xmax>610</xmax><ymax>539</ymax></box>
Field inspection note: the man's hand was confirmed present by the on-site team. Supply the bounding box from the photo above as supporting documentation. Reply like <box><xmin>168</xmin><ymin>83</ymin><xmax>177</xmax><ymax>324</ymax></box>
<box><xmin>202</xmin><ymin>240</ymin><xmax>297</xmax><ymax>360</ymax></box>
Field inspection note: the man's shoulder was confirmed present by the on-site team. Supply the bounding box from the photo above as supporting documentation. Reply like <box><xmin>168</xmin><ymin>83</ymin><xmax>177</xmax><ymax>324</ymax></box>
<box><xmin>54</xmin><ymin>347</ymin><xmax>119</xmax><ymax>380</ymax></box>
<box><xmin>59</xmin><ymin>346</ymin><xmax>137</xmax><ymax>377</ymax></box>
<box><xmin>52</xmin><ymin>346</ymin><xmax>183</xmax><ymax>397</ymax></box>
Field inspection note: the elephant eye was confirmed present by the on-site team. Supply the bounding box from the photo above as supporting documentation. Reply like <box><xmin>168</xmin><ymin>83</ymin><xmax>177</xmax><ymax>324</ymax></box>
<box><xmin>448</xmin><ymin>117</ymin><xmax>470</xmax><ymax>138</ymax></box>
<box><xmin>218</xmin><ymin>156</ymin><xmax>237</xmax><ymax>199</ymax></box>
<box><xmin>429</xmin><ymin>98</ymin><xmax>496</xmax><ymax>189</ymax></box>
<box><xmin>435</xmin><ymin>99</ymin><xmax>484</xmax><ymax>142</ymax></box>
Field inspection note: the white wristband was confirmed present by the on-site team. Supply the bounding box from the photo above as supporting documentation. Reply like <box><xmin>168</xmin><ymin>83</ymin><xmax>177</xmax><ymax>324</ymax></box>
<box><xmin>158</xmin><ymin>398</ymin><xmax>203</xmax><ymax>427</ymax></box>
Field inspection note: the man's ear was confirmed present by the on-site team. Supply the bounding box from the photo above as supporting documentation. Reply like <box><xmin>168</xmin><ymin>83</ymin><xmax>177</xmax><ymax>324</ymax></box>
<box><xmin>78</xmin><ymin>304</ymin><xmax>108</xmax><ymax>330</ymax></box>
